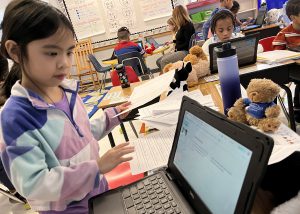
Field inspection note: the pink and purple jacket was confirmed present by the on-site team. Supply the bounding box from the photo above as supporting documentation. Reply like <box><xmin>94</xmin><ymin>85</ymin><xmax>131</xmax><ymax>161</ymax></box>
<box><xmin>0</xmin><ymin>79</ymin><xmax>121</xmax><ymax>213</ymax></box>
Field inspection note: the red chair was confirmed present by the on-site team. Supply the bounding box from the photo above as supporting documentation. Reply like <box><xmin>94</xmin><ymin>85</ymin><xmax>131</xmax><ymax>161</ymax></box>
<box><xmin>104</xmin><ymin>162</ymin><xmax>144</xmax><ymax>189</ymax></box>
<box><xmin>110</xmin><ymin>66</ymin><xmax>140</xmax><ymax>86</ymax></box>
<box><xmin>258</xmin><ymin>36</ymin><xmax>276</xmax><ymax>52</ymax></box>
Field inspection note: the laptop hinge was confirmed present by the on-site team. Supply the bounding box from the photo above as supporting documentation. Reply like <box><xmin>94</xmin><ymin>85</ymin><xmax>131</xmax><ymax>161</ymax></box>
<box><xmin>166</xmin><ymin>172</ymin><xmax>175</xmax><ymax>181</ymax></box>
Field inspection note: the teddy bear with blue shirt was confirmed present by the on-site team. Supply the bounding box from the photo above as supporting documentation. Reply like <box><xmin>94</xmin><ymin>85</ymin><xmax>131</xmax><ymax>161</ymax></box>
<box><xmin>228</xmin><ymin>78</ymin><xmax>281</xmax><ymax>132</ymax></box>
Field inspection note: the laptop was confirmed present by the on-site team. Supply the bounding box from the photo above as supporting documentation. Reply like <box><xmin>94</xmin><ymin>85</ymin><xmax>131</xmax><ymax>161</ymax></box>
<box><xmin>209</xmin><ymin>32</ymin><xmax>259</xmax><ymax>74</ymax></box>
<box><xmin>146</xmin><ymin>37</ymin><xmax>163</xmax><ymax>49</ymax></box>
<box><xmin>89</xmin><ymin>96</ymin><xmax>273</xmax><ymax>214</ymax></box>
<box><xmin>136</xmin><ymin>40</ymin><xmax>144</xmax><ymax>49</ymax></box>
<box><xmin>242</xmin><ymin>6</ymin><xmax>267</xmax><ymax>31</ymax></box>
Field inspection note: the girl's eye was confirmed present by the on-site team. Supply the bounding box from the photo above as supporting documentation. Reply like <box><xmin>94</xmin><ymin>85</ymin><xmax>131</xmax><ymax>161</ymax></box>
<box><xmin>67</xmin><ymin>51</ymin><xmax>74</xmax><ymax>56</ymax></box>
<box><xmin>46</xmin><ymin>52</ymin><xmax>57</xmax><ymax>56</ymax></box>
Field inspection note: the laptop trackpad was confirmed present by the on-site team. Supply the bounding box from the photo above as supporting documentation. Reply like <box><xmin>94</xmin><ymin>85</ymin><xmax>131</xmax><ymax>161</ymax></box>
<box><xmin>92</xmin><ymin>189</ymin><xmax>124</xmax><ymax>214</ymax></box>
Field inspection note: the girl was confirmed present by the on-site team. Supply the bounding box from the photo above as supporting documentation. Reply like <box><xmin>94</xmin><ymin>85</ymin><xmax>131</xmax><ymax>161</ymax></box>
<box><xmin>202</xmin><ymin>9</ymin><xmax>244</xmax><ymax>56</ymax></box>
<box><xmin>156</xmin><ymin>5</ymin><xmax>195</xmax><ymax>71</ymax></box>
<box><xmin>0</xmin><ymin>0</ymin><xmax>134</xmax><ymax>213</ymax></box>
<box><xmin>164</xmin><ymin>17</ymin><xmax>178</xmax><ymax>54</ymax></box>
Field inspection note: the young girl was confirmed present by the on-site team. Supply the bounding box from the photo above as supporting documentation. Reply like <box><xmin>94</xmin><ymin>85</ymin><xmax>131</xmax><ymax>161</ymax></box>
<box><xmin>202</xmin><ymin>9</ymin><xmax>244</xmax><ymax>56</ymax></box>
<box><xmin>156</xmin><ymin>5</ymin><xmax>195</xmax><ymax>71</ymax></box>
<box><xmin>0</xmin><ymin>0</ymin><xmax>134</xmax><ymax>213</ymax></box>
<box><xmin>165</xmin><ymin>17</ymin><xmax>178</xmax><ymax>53</ymax></box>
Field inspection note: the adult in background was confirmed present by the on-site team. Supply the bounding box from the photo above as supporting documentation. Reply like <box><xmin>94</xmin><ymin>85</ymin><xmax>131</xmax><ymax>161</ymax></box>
<box><xmin>156</xmin><ymin>5</ymin><xmax>195</xmax><ymax>71</ymax></box>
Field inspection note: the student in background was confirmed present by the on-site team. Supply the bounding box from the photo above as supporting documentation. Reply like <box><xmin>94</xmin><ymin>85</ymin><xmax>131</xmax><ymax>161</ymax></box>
<box><xmin>0</xmin><ymin>0</ymin><xmax>134</xmax><ymax>213</ymax></box>
<box><xmin>164</xmin><ymin>17</ymin><xmax>178</xmax><ymax>54</ymax></box>
<box><xmin>113</xmin><ymin>27</ymin><xmax>145</xmax><ymax>57</ymax></box>
<box><xmin>230</xmin><ymin>0</ymin><xmax>252</xmax><ymax>28</ymax></box>
<box><xmin>202</xmin><ymin>9</ymin><xmax>244</xmax><ymax>56</ymax></box>
<box><xmin>272</xmin><ymin>0</ymin><xmax>300</xmax><ymax>122</ymax></box>
<box><xmin>202</xmin><ymin>0</ymin><xmax>234</xmax><ymax>40</ymax></box>
<box><xmin>156</xmin><ymin>5</ymin><xmax>195</xmax><ymax>70</ymax></box>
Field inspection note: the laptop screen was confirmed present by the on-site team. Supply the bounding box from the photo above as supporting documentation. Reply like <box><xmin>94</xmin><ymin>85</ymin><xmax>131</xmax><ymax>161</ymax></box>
<box><xmin>173</xmin><ymin>111</ymin><xmax>252</xmax><ymax>214</ymax></box>
<box><xmin>255</xmin><ymin>6</ymin><xmax>267</xmax><ymax>26</ymax></box>
<box><xmin>136</xmin><ymin>40</ymin><xmax>143</xmax><ymax>49</ymax></box>
<box><xmin>209</xmin><ymin>33</ymin><xmax>259</xmax><ymax>73</ymax></box>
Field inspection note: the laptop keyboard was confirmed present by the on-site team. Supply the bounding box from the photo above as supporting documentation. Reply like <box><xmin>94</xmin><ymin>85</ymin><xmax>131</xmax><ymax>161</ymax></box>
<box><xmin>122</xmin><ymin>174</ymin><xmax>182</xmax><ymax>214</ymax></box>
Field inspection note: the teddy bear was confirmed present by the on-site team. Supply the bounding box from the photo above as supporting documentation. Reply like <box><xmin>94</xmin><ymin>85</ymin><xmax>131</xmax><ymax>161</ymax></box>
<box><xmin>227</xmin><ymin>78</ymin><xmax>281</xmax><ymax>132</ymax></box>
<box><xmin>183</xmin><ymin>45</ymin><xmax>210</xmax><ymax>86</ymax></box>
<box><xmin>166</xmin><ymin>62</ymin><xmax>192</xmax><ymax>96</ymax></box>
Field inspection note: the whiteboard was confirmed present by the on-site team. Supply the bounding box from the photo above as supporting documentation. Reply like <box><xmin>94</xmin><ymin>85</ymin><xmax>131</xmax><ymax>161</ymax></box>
<box><xmin>53</xmin><ymin>0</ymin><xmax>175</xmax><ymax>47</ymax></box>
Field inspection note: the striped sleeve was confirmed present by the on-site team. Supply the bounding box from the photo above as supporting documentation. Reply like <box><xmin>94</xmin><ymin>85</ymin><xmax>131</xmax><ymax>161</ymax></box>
<box><xmin>0</xmin><ymin>107</ymin><xmax>99</xmax><ymax>202</ymax></box>
<box><xmin>273</xmin><ymin>31</ymin><xmax>287</xmax><ymax>50</ymax></box>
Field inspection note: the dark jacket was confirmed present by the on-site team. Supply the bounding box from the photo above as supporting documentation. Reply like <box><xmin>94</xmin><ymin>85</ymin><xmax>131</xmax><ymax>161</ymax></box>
<box><xmin>175</xmin><ymin>21</ymin><xmax>195</xmax><ymax>51</ymax></box>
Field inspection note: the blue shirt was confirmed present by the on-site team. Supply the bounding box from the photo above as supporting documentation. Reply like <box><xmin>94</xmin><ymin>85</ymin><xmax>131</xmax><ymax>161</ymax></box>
<box><xmin>202</xmin><ymin>8</ymin><xmax>220</xmax><ymax>40</ymax></box>
<box><xmin>243</xmin><ymin>98</ymin><xmax>276</xmax><ymax>119</ymax></box>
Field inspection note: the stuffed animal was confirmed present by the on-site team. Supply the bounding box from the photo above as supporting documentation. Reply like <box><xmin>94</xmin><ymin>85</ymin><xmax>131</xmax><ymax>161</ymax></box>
<box><xmin>144</xmin><ymin>43</ymin><xmax>155</xmax><ymax>54</ymax></box>
<box><xmin>265</xmin><ymin>8</ymin><xmax>283</xmax><ymax>25</ymax></box>
<box><xmin>183</xmin><ymin>45</ymin><xmax>210</xmax><ymax>86</ymax></box>
<box><xmin>228</xmin><ymin>78</ymin><xmax>281</xmax><ymax>132</ymax></box>
<box><xmin>167</xmin><ymin>62</ymin><xmax>192</xmax><ymax>96</ymax></box>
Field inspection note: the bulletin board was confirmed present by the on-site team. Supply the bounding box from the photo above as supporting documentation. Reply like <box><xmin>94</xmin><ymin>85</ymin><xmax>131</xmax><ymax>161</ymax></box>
<box><xmin>53</xmin><ymin>0</ymin><xmax>178</xmax><ymax>47</ymax></box>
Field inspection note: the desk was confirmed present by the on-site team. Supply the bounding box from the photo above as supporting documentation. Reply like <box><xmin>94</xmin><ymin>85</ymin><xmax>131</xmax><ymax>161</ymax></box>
<box><xmin>102</xmin><ymin>45</ymin><xmax>170</xmax><ymax>71</ymax></box>
<box><xmin>242</xmin><ymin>24</ymin><xmax>281</xmax><ymax>39</ymax></box>
<box><xmin>102</xmin><ymin>59</ymin><xmax>118</xmax><ymax>71</ymax></box>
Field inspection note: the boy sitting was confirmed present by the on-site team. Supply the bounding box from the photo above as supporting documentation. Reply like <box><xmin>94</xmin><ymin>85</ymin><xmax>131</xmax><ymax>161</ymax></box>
<box><xmin>272</xmin><ymin>0</ymin><xmax>300</xmax><ymax>122</ymax></box>
<box><xmin>113</xmin><ymin>27</ymin><xmax>145</xmax><ymax>57</ymax></box>
<box><xmin>202</xmin><ymin>0</ymin><xmax>234</xmax><ymax>40</ymax></box>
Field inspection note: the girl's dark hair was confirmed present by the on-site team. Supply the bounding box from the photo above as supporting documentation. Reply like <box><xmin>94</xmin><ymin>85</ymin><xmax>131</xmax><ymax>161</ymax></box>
<box><xmin>230</xmin><ymin>0</ymin><xmax>240</xmax><ymax>14</ymax></box>
<box><xmin>210</xmin><ymin>9</ymin><xmax>235</xmax><ymax>34</ymax></box>
<box><xmin>286</xmin><ymin>0</ymin><xmax>300</xmax><ymax>20</ymax></box>
<box><xmin>0</xmin><ymin>0</ymin><xmax>75</xmax><ymax>105</ymax></box>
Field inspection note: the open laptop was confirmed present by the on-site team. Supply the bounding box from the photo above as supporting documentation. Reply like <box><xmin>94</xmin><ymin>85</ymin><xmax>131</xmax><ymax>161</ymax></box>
<box><xmin>209</xmin><ymin>32</ymin><xmax>259</xmax><ymax>74</ymax></box>
<box><xmin>89</xmin><ymin>96</ymin><xmax>273</xmax><ymax>214</ymax></box>
<box><xmin>136</xmin><ymin>40</ymin><xmax>144</xmax><ymax>49</ymax></box>
<box><xmin>242</xmin><ymin>6</ymin><xmax>267</xmax><ymax>31</ymax></box>
<box><xmin>146</xmin><ymin>37</ymin><xmax>163</xmax><ymax>49</ymax></box>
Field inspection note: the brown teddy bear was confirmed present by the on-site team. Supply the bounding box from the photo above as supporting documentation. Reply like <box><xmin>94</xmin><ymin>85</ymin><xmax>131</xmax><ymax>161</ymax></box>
<box><xmin>228</xmin><ymin>78</ymin><xmax>281</xmax><ymax>132</ymax></box>
<box><xmin>183</xmin><ymin>45</ymin><xmax>210</xmax><ymax>84</ymax></box>
<box><xmin>163</xmin><ymin>45</ymin><xmax>210</xmax><ymax>87</ymax></box>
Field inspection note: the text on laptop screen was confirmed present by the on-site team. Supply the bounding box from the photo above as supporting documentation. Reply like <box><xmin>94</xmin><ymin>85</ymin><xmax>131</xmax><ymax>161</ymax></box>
<box><xmin>211</xmin><ymin>36</ymin><xmax>257</xmax><ymax>72</ymax></box>
<box><xmin>174</xmin><ymin>111</ymin><xmax>252</xmax><ymax>214</ymax></box>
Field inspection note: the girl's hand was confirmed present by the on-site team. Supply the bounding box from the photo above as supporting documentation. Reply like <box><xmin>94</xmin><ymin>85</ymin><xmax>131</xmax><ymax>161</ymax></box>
<box><xmin>97</xmin><ymin>142</ymin><xmax>134</xmax><ymax>174</ymax></box>
<box><xmin>116</xmin><ymin>101</ymin><xmax>131</xmax><ymax>120</ymax></box>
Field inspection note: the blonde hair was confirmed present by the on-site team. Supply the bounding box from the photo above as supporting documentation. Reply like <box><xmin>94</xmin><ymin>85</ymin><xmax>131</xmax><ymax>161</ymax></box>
<box><xmin>172</xmin><ymin>5</ymin><xmax>191</xmax><ymax>28</ymax></box>
<box><xmin>167</xmin><ymin>17</ymin><xmax>178</xmax><ymax>32</ymax></box>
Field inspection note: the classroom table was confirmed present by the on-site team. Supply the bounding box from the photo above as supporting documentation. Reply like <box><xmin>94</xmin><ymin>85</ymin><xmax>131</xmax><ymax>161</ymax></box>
<box><xmin>102</xmin><ymin>45</ymin><xmax>170</xmax><ymax>71</ymax></box>
<box><xmin>242</xmin><ymin>23</ymin><xmax>281</xmax><ymax>40</ymax></box>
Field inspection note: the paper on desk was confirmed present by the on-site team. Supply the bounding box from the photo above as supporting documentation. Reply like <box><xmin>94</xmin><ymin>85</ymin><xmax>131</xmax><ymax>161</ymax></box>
<box><xmin>257</xmin><ymin>50</ymin><xmax>300</xmax><ymax>64</ymax></box>
<box><xmin>114</xmin><ymin>70</ymin><xmax>176</xmax><ymax>117</ymax></box>
<box><xmin>129</xmin><ymin>128</ymin><xmax>176</xmax><ymax>175</ymax></box>
<box><xmin>263</xmin><ymin>124</ymin><xmax>300</xmax><ymax>165</ymax></box>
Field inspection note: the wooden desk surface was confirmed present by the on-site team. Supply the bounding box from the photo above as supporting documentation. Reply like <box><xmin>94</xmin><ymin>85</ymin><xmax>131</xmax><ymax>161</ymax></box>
<box><xmin>242</xmin><ymin>23</ymin><xmax>280</xmax><ymax>34</ymax></box>
<box><xmin>98</xmin><ymin>81</ymin><xmax>143</xmax><ymax>109</ymax></box>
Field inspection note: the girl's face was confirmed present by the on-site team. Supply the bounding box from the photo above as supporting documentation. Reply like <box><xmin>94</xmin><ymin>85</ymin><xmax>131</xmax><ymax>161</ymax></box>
<box><xmin>23</xmin><ymin>28</ymin><xmax>75</xmax><ymax>92</ymax></box>
<box><xmin>215</xmin><ymin>17</ymin><xmax>234</xmax><ymax>41</ymax></box>
<box><xmin>168</xmin><ymin>23</ymin><xmax>175</xmax><ymax>31</ymax></box>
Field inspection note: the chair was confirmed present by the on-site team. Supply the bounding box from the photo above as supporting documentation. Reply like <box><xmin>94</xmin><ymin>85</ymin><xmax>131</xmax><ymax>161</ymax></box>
<box><xmin>258</xmin><ymin>36</ymin><xmax>276</xmax><ymax>52</ymax></box>
<box><xmin>71</xmin><ymin>39</ymin><xmax>100</xmax><ymax>91</ymax></box>
<box><xmin>110</xmin><ymin>65</ymin><xmax>140</xmax><ymax>86</ymax></box>
<box><xmin>189</xmin><ymin>32</ymin><xmax>205</xmax><ymax>49</ymax></box>
<box><xmin>117</xmin><ymin>52</ymin><xmax>153</xmax><ymax>80</ymax></box>
<box><xmin>88</xmin><ymin>54</ymin><xmax>111</xmax><ymax>93</ymax></box>
<box><xmin>104</xmin><ymin>162</ymin><xmax>144</xmax><ymax>189</ymax></box>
